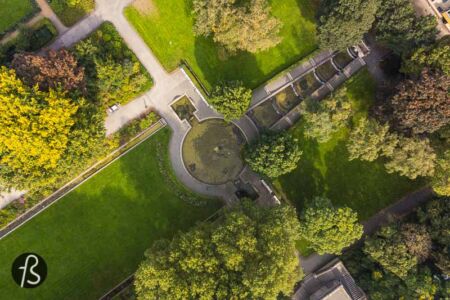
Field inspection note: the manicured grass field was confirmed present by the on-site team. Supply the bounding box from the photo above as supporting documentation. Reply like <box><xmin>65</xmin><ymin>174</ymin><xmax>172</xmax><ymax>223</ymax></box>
<box><xmin>49</xmin><ymin>0</ymin><xmax>95</xmax><ymax>26</ymax></box>
<box><xmin>274</xmin><ymin>70</ymin><xmax>424</xmax><ymax>223</ymax></box>
<box><xmin>0</xmin><ymin>0</ymin><xmax>35</xmax><ymax>34</ymax></box>
<box><xmin>0</xmin><ymin>129</ymin><xmax>222</xmax><ymax>299</ymax></box>
<box><xmin>125</xmin><ymin>0</ymin><xmax>318</xmax><ymax>90</ymax></box>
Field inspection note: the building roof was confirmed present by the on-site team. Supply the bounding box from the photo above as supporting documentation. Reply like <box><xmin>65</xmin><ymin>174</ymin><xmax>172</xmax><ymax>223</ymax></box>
<box><xmin>292</xmin><ymin>259</ymin><xmax>366</xmax><ymax>300</ymax></box>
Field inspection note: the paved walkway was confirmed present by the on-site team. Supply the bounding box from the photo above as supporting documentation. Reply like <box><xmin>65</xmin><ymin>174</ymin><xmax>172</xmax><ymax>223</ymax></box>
<box><xmin>300</xmin><ymin>187</ymin><xmax>434</xmax><ymax>274</ymax></box>
<box><xmin>35</xmin><ymin>0</ymin><xmax>68</xmax><ymax>34</ymax></box>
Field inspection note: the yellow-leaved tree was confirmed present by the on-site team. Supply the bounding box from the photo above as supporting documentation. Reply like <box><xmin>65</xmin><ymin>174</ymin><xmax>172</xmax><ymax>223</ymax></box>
<box><xmin>0</xmin><ymin>67</ymin><xmax>78</xmax><ymax>190</ymax></box>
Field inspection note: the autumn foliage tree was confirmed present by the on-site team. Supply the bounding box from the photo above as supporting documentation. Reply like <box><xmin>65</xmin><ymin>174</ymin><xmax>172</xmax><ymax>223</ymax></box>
<box><xmin>11</xmin><ymin>49</ymin><xmax>85</xmax><ymax>92</ymax></box>
<box><xmin>0</xmin><ymin>67</ymin><xmax>78</xmax><ymax>190</ymax></box>
<box><xmin>134</xmin><ymin>201</ymin><xmax>303</xmax><ymax>299</ymax></box>
<box><xmin>390</xmin><ymin>69</ymin><xmax>450</xmax><ymax>135</ymax></box>
<box><xmin>193</xmin><ymin>0</ymin><xmax>281</xmax><ymax>53</ymax></box>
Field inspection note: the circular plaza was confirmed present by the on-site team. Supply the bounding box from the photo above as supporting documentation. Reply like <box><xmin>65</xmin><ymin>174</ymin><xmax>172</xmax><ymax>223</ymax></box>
<box><xmin>182</xmin><ymin>118</ymin><xmax>246</xmax><ymax>185</ymax></box>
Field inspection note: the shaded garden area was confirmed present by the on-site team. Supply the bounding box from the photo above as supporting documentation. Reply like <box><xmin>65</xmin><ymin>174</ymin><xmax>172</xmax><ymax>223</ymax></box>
<box><xmin>125</xmin><ymin>0</ymin><xmax>318</xmax><ymax>90</ymax></box>
<box><xmin>0</xmin><ymin>129</ymin><xmax>222</xmax><ymax>299</ymax></box>
<box><xmin>274</xmin><ymin>70</ymin><xmax>424</xmax><ymax>222</ymax></box>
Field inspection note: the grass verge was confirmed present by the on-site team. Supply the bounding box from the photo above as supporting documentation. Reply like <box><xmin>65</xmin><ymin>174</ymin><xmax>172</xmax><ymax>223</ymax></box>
<box><xmin>0</xmin><ymin>128</ymin><xmax>222</xmax><ymax>299</ymax></box>
<box><xmin>125</xmin><ymin>0</ymin><xmax>318</xmax><ymax>90</ymax></box>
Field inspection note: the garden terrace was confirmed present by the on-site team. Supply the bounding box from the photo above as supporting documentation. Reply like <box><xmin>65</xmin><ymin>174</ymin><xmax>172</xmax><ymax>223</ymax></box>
<box><xmin>293</xmin><ymin>71</ymin><xmax>323</xmax><ymax>98</ymax></box>
<box><xmin>0</xmin><ymin>129</ymin><xmax>222</xmax><ymax>299</ymax></box>
<box><xmin>314</xmin><ymin>60</ymin><xmax>339</xmax><ymax>82</ymax></box>
<box><xmin>273</xmin><ymin>85</ymin><xmax>302</xmax><ymax>113</ymax></box>
<box><xmin>248</xmin><ymin>99</ymin><xmax>283</xmax><ymax>129</ymax></box>
<box><xmin>333</xmin><ymin>51</ymin><xmax>354</xmax><ymax>70</ymax></box>
<box><xmin>125</xmin><ymin>0</ymin><xmax>319</xmax><ymax>90</ymax></box>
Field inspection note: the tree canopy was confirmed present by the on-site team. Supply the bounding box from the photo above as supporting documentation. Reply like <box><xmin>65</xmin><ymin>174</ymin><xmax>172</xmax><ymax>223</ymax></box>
<box><xmin>432</xmin><ymin>150</ymin><xmax>450</xmax><ymax>196</ymax></box>
<box><xmin>299</xmin><ymin>197</ymin><xmax>363</xmax><ymax>255</ymax></box>
<box><xmin>0</xmin><ymin>67</ymin><xmax>78</xmax><ymax>190</ymax></box>
<box><xmin>301</xmin><ymin>89</ymin><xmax>353</xmax><ymax>143</ymax></box>
<box><xmin>193</xmin><ymin>0</ymin><xmax>281</xmax><ymax>53</ymax></box>
<box><xmin>384</xmin><ymin>135</ymin><xmax>436</xmax><ymax>179</ymax></box>
<box><xmin>390</xmin><ymin>69</ymin><xmax>450</xmax><ymax>135</ymax></box>
<box><xmin>364</xmin><ymin>226</ymin><xmax>418</xmax><ymax>278</ymax></box>
<box><xmin>375</xmin><ymin>0</ymin><xmax>437</xmax><ymax>55</ymax></box>
<box><xmin>402</xmin><ymin>38</ymin><xmax>450</xmax><ymax>75</ymax></box>
<box><xmin>245</xmin><ymin>132</ymin><xmax>302</xmax><ymax>178</ymax></box>
<box><xmin>210</xmin><ymin>81</ymin><xmax>252</xmax><ymax>121</ymax></box>
<box><xmin>11</xmin><ymin>49</ymin><xmax>85</xmax><ymax>92</ymax></box>
<box><xmin>134</xmin><ymin>201</ymin><xmax>303</xmax><ymax>299</ymax></box>
<box><xmin>317</xmin><ymin>0</ymin><xmax>378</xmax><ymax>51</ymax></box>
<box><xmin>347</xmin><ymin>117</ymin><xmax>396</xmax><ymax>162</ymax></box>
<box><xmin>0</xmin><ymin>63</ymin><xmax>106</xmax><ymax>192</ymax></box>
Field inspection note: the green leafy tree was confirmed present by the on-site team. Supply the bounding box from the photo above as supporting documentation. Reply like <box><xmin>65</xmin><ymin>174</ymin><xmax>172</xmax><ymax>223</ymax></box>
<box><xmin>400</xmin><ymin>267</ymin><xmax>438</xmax><ymax>299</ymax></box>
<box><xmin>134</xmin><ymin>202</ymin><xmax>303</xmax><ymax>299</ymax></box>
<box><xmin>301</xmin><ymin>89</ymin><xmax>353</xmax><ymax>143</ymax></box>
<box><xmin>375</xmin><ymin>0</ymin><xmax>437</xmax><ymax>55</ymax></box>
<box><xmin>402</xmin><ymin>39</ymin><xmax>450</xmax><ymax>75</ymax></box>
<box><xmin>390</xmin><ymin>69</ymin><xmax>450</xmax><ymax>135</ymax></box>
<box><xmin>210</xmin><ymin>81</ymin><xmax>252</xmax><ymax>121</ymax></box>
<box><xmin>299</xmin><ymin>197</ymin><xmax>363</xmax><ymax>255</ymax></box>
<box><xmin>417</xmin><ymin>198</ymin><xmax>450</xmax><ymax>246</ymax></box>
<box><xmin>384</xmin><ymin>136</ymin><xmax>436</xmax><ymax>179</ymax></box>
<box><xmin>432</xmin><ymin>151</ymin><xmax>450</xmax><ymax>196</ymax></box>
<box><xmin>347</xmin><ymin>117</ymin><xmax>398</xmax><ymax>161</ymax></box>
<box><xmin>95</xmin><ymin>58</ymin><xmax>148</xmax><ymax>106</ymax></box>
<box><xmin>317</xmin><ymin>0</ymin><xmax>378</xmax><ymax>50</ymax></box>
<box><xmin>193</xmin><ymin>0</ymin><xmax>281</xmax><ymax>53</ymax></box>
<box><xmin>245</xmin><ymin>132</ymin><xmax>302</xmax><ymax>178</ymax></box>
<box><xmin>364</xmin><ymin>226</ymin><xmax>418</xmax><ymax>278</ymax></box>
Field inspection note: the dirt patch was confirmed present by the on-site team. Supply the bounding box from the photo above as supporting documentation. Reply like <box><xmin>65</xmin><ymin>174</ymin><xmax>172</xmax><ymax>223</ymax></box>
<box><xmin>132</xmin><ymin>0</ymin><xmax>157</xmax><ymax>16</ymax></box>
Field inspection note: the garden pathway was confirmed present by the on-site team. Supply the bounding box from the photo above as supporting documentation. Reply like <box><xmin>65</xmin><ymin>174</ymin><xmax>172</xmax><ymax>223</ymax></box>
<box><xmin>35</xmin><ymin>0</ymin><xmax>68</xmax><ymax>34</ymax></box>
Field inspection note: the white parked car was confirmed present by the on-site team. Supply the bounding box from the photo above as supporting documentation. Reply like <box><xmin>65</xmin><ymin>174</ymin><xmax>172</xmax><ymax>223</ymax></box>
<box><xmin>108</xmin><ymin>104</ymin><xmax>120</xmax><ymax>113</ymax></box>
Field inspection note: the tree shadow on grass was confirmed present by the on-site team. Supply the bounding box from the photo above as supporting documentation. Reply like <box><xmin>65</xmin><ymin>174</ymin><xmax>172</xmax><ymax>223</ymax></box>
<box><xmin>277</xmin><ymin>137</ymin><xmax>326</xmax><ymax>213</ymax></box>
<box><xmin>193</xmin><ymin>37</ymin><xmax>266</xmax><ymax>88</ymax></box>
<box><xmin>322</xmin><ymin>140</ymin><xmax>424</xmax><ymax>220</ymax></box>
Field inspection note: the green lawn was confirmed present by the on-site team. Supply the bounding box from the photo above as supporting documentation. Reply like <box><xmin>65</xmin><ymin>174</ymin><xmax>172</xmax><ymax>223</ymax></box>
<box><xmin>0</xmin><ymin>0</ymin><xmax>35</xmax><ymax>34</ymax></box>
<box><xmin>125</xmin><ymin>0</ymin><xmax>318</xmax><ymax>90</ymax></box>
<box><xmin>0</xmin><ymin>129</ymin><xmax>222</xmax><ymax>299</ymax></box>
<box><xmin>49</xmin><ymin>0</ymin><xmax>95</xmax><ymax>26</ymax></box>
<box><xmin>275</xmin><ymin>70</ymin><xmax>424</xmax><ymax>226</ymax></box>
